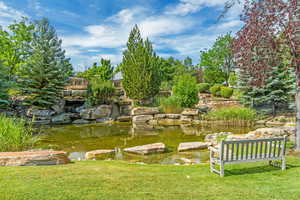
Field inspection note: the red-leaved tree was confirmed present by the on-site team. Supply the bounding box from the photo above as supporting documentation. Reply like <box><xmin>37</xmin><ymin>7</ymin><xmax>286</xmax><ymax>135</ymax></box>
<box><xmin>233</xmin><ymin>0</ymin><xmax>300</xmax><ymax>151</ymax></box>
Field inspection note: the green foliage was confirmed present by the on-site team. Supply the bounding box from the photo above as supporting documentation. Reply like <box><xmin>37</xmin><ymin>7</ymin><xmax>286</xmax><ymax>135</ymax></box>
<box><xmin>220</xmin><ymin>86</ymin><xmax>234</xmax><ymax>98</ymax></box>
<box><xmin>77</xmin><ymin>58</ymin><xmax>114</xmax><ymax>81</ymax></box>
<box><xmin>209</xmin><ymin>84</ymin><xmax>222</xmax><ymax>96</ymax></box>
<box><xmin>160</xmin><ymin>81</ymin><xmax>172</xmax><ymax>91</ymax></box>
<box><xmin>159</xmin><ymin>96</ymin><xmax>183</xmax><ymax>114</ymax></box>
<box><xmin>0</xmin><ymin>62</ymin><xmax>10</xmax><ymax>107</ymax></box>
<box><xmin>199</xmin><ymin>33</ymin><xmax>234</xmax><ymax>85</ymax></box>
<box><xmin>0</xmin><ymin>115</ymin><xmax>38</xmax><ymax>152</ymax></box>
<box><xmin>0</xmin><ymin>18</ymin><xmax>35</xmax><ymax>78</ymax></box>
<box><xmin>172</xmin><ymin>73</ymin><xmax>199</xmax><ymax>108</ymax></box>
<box><xmin>87</xmin><ymin>79</ymin><xmax>115</xmax><ymax>106</ymax></box>
<box><xmin>18</xmin><ymin>18</ymin><xmax>71</xmax><ymax>108</ymax></box>
<box><xmin>207</xmin><ymin>106</ymin><xmax>257</xmax><ymax>121</ymax></box>
<box><xmin>197</xmin><ymin>83</ymin><xmax>210</xmax><ymax>93</ymax></box>
<box><xmin>121</xmin><ymin>25</ymin><xmax>161</xmax><ymax>103</ymax></box>
<box><xmin>228</xmin><ymin>72</ymin><xmax>238</xmax><ymax>87</ymax></box>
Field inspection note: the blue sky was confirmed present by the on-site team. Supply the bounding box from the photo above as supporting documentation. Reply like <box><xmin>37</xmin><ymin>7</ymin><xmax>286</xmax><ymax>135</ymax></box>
<box><xmin>0</xmin><ymin>0</ymin><xmax>243</xmax><ymax>72</ymax></box>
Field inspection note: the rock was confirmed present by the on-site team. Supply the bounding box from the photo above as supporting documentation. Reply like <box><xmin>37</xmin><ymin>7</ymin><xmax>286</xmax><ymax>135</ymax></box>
<box><xmin>0</xmin><ymin>150</ymin><xmax>70</xmax><ymax>166</ymax></box>
<box><xmin>71</xmin><ymin>90</ymin><xmax>87</xmax><ymax>97</ymax></box>
<box><xmin>51</xmin><ymin>100</ymin><xmax>65</xmax><ymax>114</ymax></box>
<box><xmin>157</xmin><ymin>119</ymin><xmax>182</xmax><ymax>126</ymax></box>
<box><xmin>246</xmin><ymin>127</ymin><xmax>295</xmax><ymax>139</ymax></box>
<box><xmin>180</xmin><ymin>115</ymin><xmax>193</xmax><ymax>123</ymax></box>
<box><xmin>117</xmin><ymin>116</ymin><xmax>132</xmax><ymax>122</ymax></box>
<box><xmin>255</xmin><ymin>120</ymin><xmax>267</xmax><ymax>126</ymax></box>
<box><xmin>178</xmin><ymin>142</ymin><xmax>211</xmax><ymax>152</ymax></box>
<box><xmin>72</xmin><ymin>119</ymin><xmax>91</xmax><ymax>124</ymax></box>
<box><xmin>110</xmin><ymin>103</ymin><xmax>120</xmax><ymax>119</ymax></box>
<box><xmin>181</xmin><ymin>108</ymin><xmax>199</xmax><ymax>116</ymax></box>
<box><xmin>75</xmin><ymin>105</ymin><xmax>85</xmax><ymax>113</ymax></box>
<box><xmin>51</xmin><ymin>113</ymin><xmax>72</xmax><ymax>124</ymax></box>
<box><xmin>26</xmin><ymin>109</ymin><xmax>55</xmax><ymax>120</ymax></box>
<box><xmin>132</xmin><ymin>115</ymin><xmax>153</xmax><ymax>123</ymax></box>
<box><xmin>154</xmin><ymin>114</ymin><xmax>166</xmax><ymax>119</ymax></box>
<box><xmin>85</xmin><ymin>149</ymin><xmax>115</xmax><ymax>160</ymax></box>
<box><xmin>32</xmin><ymin>119</ymin><xmax>51</xmax><ymax>125</ymax></box>
<box><xmin>131</xmin><ymin>107</ymin><xmax>160</xmax><ymax>116</ymax></box>
<box><xmin>96</xmin><ymin>118</ymin><xmax>113</xmax><ymax>123</ymax></box>
<box><xmin>148</xmin><ymin>119</ymin><xmax>158</xmax><ymax>125</ymax></box>
<box><xmin>197</xmin><ymin>106</ymin><xmax>211</xmax><ymax>113</ymax></box>
<box><xmin>205</xmin><ymin>132</ymin><xmax>233</xmax><ymax>143</ymax></box>
<box><xmin>226</xmin><ymin>134</ymin><xmax>249</xmax><ymax>140</ymax></box>
<box><xmin>165</xmin><ymin>114</ymin><xmax>181</xmax><ymax>119</ymax></box>
<box><xmin>80</xmin><ymin>105</ymin><xmax>112</xmax><ymax>120</ymax></box>
<box><xmin>124</xmin><ymin>143</ymin><xmax>166</xmax><ymax>155</ymax></box>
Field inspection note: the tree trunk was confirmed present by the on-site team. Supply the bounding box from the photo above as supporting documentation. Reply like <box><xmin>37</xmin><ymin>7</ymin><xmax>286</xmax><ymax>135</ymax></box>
<box><xmin>296</xmin><ymin>91</ymin><xmax>300</xmax><ymax>151</ymax></box>
<box><xmin>294</xmin><ymin>0</ymin><xmax>300</xmax><ymax>152</ymax></box>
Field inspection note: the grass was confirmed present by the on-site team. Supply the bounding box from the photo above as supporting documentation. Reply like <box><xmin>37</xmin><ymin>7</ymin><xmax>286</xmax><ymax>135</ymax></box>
<box><xmin>159</xmin><ymin>96</ymin><xmax>183</xmax><ymax>114</ymax></box>
<box><xmin>205</xmin><ymin>106</ymin><xmax>257</xmax><ymax>126</ymax></box>
<box><xmin>0</xmin><ymin>115</ymin><xmax>39</xmax><ymax>152</ymax></box>
<box><xmin>1</xmin><ymin>157</ymin><xmax>300</xmax><ymax>200</ymax></box>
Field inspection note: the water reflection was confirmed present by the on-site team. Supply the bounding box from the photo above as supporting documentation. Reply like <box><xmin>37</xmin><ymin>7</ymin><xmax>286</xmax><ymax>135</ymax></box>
<box><xmin>41</xmin><ymin>123</ymin><xmax>254</xmax><ymax>164</ymax></box>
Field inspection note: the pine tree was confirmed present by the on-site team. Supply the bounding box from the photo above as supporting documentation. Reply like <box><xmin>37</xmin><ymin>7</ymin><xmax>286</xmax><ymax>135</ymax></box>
<box><xmin>265</xmin><ymin>64</ymin><xmax>295</xmax><ymax>115</ymax></box>
<box><xmin>18</xmin><ymin>18</ymin><xmax>72</xmax><ymax>108</ymax></box>
<box><xmin>0</xmin><ymin>62</ymin><xmax>9</xmax><ymax>108</ymax></box>
<box><xmin>121</xmin><ymin>25</ymin><xmax>161</xmax><ymax>104</ymax></box>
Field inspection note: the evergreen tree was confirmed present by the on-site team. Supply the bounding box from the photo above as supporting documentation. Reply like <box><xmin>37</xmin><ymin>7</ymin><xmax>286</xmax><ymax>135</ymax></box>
<box><xmin>121</xmin><ymin>25</ymin><xmax>161</xmax><ymax>104</ymax></box>
<box><xmin>265</xmin><ymin>64</ymin><xmax>295</xmax><ymax>115</ymax></box>
<box><xmin>77</xmin><ymin>58</ymin><xmax>114</xmax><ymax>81</ymax></box>
<box><xmin>0</xmin><ymin>62</ymin><xmax>10</xmax><ymax>108</ymax></box>
<box><xmin>18</xmin><ymin>18</ymin><xmax>72</xmax><ymax>108</ymax></box>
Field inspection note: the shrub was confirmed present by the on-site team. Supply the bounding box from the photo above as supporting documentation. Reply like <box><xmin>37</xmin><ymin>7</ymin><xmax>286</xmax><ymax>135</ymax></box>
<box><xmin>197</xmin><ymin>83</ymin><xmax>210</xmax><ymax>93</ymax></box>
<box><xmin>220</xmin><ymin>87</ymin><xmax>234</xmax><ymax>98</ymax></box>
<box><xmin>160</xmin><ymin>81</ymin><xmax>172</xmax><ymax>91</ymax></box>
<box><xmin>0</xmin><ymin>115</ymin><xmax>38</xmax><ymax>152</ymax></box>
<box><xmin>87</xmin><ymin>78</ymin><xmax>115</xmax><ymax>106</ymax></box>
<box><xmin>208</xmin><ymin>107</ymin><xmax>257</xmax><ymax>121</ymax></box>
<box><xmin>159</xmin><ymin>96</ymin><xmax>183</xmax><ymax>114</ymax></box>
<box><xmin>209</xmin><ymin>84</ymin><xmax>222</xmax><ymax>96</ymax></box>
<box><xmin>173</xmin><ymin>73</ymin><xmax>199</xmax><ymax>108</ymax></box>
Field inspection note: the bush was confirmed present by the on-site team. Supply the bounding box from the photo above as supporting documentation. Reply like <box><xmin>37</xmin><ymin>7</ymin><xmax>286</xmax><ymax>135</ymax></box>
<box><xmin>197</xmin><ymin>83</ymin><xmax>210</xmax><ymax>93</ymax></box>
<box><xmin>87</xmin><ymin>78</ymin><xmax>115</xmax><ymax>106</ymax></box>
<box><xmin>173</xmin><ymin>73</ymin><xmax>199</xmax><ymax>108</ymax></box>
<box><xmin>0</xmin><ymin>115</ymin><xmax>38</xmax><ymax>152</ymax></box>
<box><xmin>220</xmin><ymin>87</ymin><xmax>234</xmax><ymax>98</ymax></box>
<box><xmin>207</xmin><ymin>106</ymin><xmax>257</xmax><ymax>124</ymax></box>
<box><xmin>160</xmin><ymin>81</ymin><xmax>172</xmax><ymax>91</ymax></box>
<box><xmin>159</xmin><ymin>96</ymin><xmax>183</xmax><ymax>114</ymax></box>
<box><xmin>209</xmin><ymin>84</ymin><xmax>222</xmax><ymax>96</ymax></box>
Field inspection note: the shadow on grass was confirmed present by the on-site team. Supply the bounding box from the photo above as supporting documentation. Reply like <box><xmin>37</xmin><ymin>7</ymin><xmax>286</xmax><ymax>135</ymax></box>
<box><xmin>225</xmin><ymin>164</ymin><xmax>299</xmax><ymax>177</ymax></box>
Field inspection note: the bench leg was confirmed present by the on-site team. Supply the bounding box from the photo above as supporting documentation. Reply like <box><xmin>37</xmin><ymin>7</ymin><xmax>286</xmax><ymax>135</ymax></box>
<box><xmin>281</xmin><ymin>158</ymin><xmax>286</xmax><ymax>171</ymax></box>
<box><xmin>220</xmin><ymin>162</ymin><xmax>224</xmax><ymax>177</ymax></box>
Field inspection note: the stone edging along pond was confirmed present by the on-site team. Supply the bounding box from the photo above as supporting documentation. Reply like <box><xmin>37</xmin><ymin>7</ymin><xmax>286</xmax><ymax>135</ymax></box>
<box><xmin>0</xmin><ymin>126</ymin><xmax>295</xmax><ymax>167</ymax></box>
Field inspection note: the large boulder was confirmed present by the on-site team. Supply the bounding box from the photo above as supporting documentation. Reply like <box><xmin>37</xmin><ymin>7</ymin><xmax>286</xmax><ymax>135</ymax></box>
<box><xmin>85</xmin><ymin>149</ymin><xmax>115</xmax><ymax>160</ymax></box>
<box><xmin>0</xmin><ymin>150</ymin><xmax>70</xmax><ymax>166</ymax></box>
<box><xmin>132</xmin><ymin>115</ymin><xmax>153</xmax><ymax>123</ymax></box>
<box><xmin>124</xmin><ymin>143</ymin><xmax>166</xmax><ymax>155</ymax></box>
<box><xmin>80</xmin><ymin>105</ymin><xmax>112</xmax><ymax>120</ymax></box>
<box><xmin>178</xmin><ymin>142</ymin><xmax>211</xmax><ymax>152</ymax></box>
<box><xmin>165</xmin><ymin>114</ymin><xmax>181</xmax><ymax>119</ymax></box>
<box><xmin>131</xmin><ymin>107</ymin><xmax>160</xmax><ymax>116</ymax></box>
<box><xmin>181</xmin><ymin>108</ymin><xmax>199</xmax><ymax>116</ymax></box>
<box><xmin>205</xmin><ymin>132</ymin><xmax>233</xmax><ymax>143</ymax></box>
<box><xmin>26</xmin><ymin>109</ymin><xmax>55</xmax><ymax>120</ymax></box>
<box><xmin>51</xmin><ymin>100</ymin><xmax>65</xmax><ymax>114</ymax></box>
<box><xmin>117</xmin><ymin>116</ymin><xmax>132</xmax><ymax>122</ymax></box>
<box><xmin>246</xmin><ymin>127</ymin><xmax>295</xmax><ymax>140</ymax></box>
<box><xmin>51</xmin><ymin>113</ymin><xmax>72</xmax><ymax>124</ymax></box>
<box><xmin>72</xmin><ymin>119</ymin><xmax>91</xmax><ymax>124</ymax></box>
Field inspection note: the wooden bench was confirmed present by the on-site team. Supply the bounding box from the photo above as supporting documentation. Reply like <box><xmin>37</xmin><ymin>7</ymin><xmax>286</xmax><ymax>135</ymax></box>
<box><xmin>209</xmin><ymin>136</ymin><xmax>287</xmax><ymax>177</ymax></box>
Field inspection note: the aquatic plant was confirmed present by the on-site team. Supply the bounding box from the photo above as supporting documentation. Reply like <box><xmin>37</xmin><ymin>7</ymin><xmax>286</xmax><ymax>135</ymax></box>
<box><xmin>0</xmin><ymin>115</ymin><xmax>39</xmax><ymax>152</ymax></box>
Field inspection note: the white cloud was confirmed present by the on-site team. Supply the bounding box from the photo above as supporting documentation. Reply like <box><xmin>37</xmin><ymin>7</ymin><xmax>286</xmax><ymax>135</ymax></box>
<box><xmin>0</xmin><ymin>1</ymin><xmax>27</xmax><ymax>28</ymax></box>
<box><xmin>140</xmin><ymin>16</ymin><xmax>195</xmax><ymax>37</ymax></box>
<box><xmin>166</xmin><ymin>0</ymin><xmax>229</xmax><ymax>16</ymax></box>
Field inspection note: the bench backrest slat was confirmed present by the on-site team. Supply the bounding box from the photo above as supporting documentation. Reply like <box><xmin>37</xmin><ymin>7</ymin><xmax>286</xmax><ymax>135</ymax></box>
<box><xmin>220</xmin><ymin>137</ymin><xmax>286</xmax><ymax>163</ymax></box>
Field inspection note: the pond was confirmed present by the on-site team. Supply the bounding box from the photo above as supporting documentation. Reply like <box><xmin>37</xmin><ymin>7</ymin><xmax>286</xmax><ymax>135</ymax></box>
<box><xmin>40</xmin><ymin>123</ymin><xmax>254</xmax><ymax>164</ymax></box>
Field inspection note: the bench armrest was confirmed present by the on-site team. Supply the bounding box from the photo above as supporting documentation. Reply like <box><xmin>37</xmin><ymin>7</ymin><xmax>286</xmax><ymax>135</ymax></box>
<box><xmin>209</xmin><ymin>146</ymin><xmax>219</xmax><ymax>153</ymax></box>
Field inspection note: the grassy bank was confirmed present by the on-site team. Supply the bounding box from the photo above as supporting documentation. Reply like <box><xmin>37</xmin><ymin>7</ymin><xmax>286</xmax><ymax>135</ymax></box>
<box><xmin>1</xmin><ymin>157</ymin><xmax>300</xmax><ymax>200</ymax></box>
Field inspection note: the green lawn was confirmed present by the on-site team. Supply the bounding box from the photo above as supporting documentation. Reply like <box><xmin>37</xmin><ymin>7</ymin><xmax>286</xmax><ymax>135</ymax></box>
<box><xmin>1</xmin><ymin>157</ymin><xmax>300</xmax><ymax>200</ymax></box>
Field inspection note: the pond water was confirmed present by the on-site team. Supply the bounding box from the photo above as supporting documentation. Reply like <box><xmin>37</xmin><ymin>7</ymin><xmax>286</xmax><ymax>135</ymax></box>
<box><xmin>40</xmin><ymin>123</ymin><xmax>254</xmax><ymax>164</ymax></box>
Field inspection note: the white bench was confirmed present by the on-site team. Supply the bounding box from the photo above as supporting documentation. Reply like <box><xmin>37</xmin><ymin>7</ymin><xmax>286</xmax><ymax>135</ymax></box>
<box><xmin>209</xmin><ymin>136</ymin><xmax>287</xmax><ymax>177</ymax></box>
